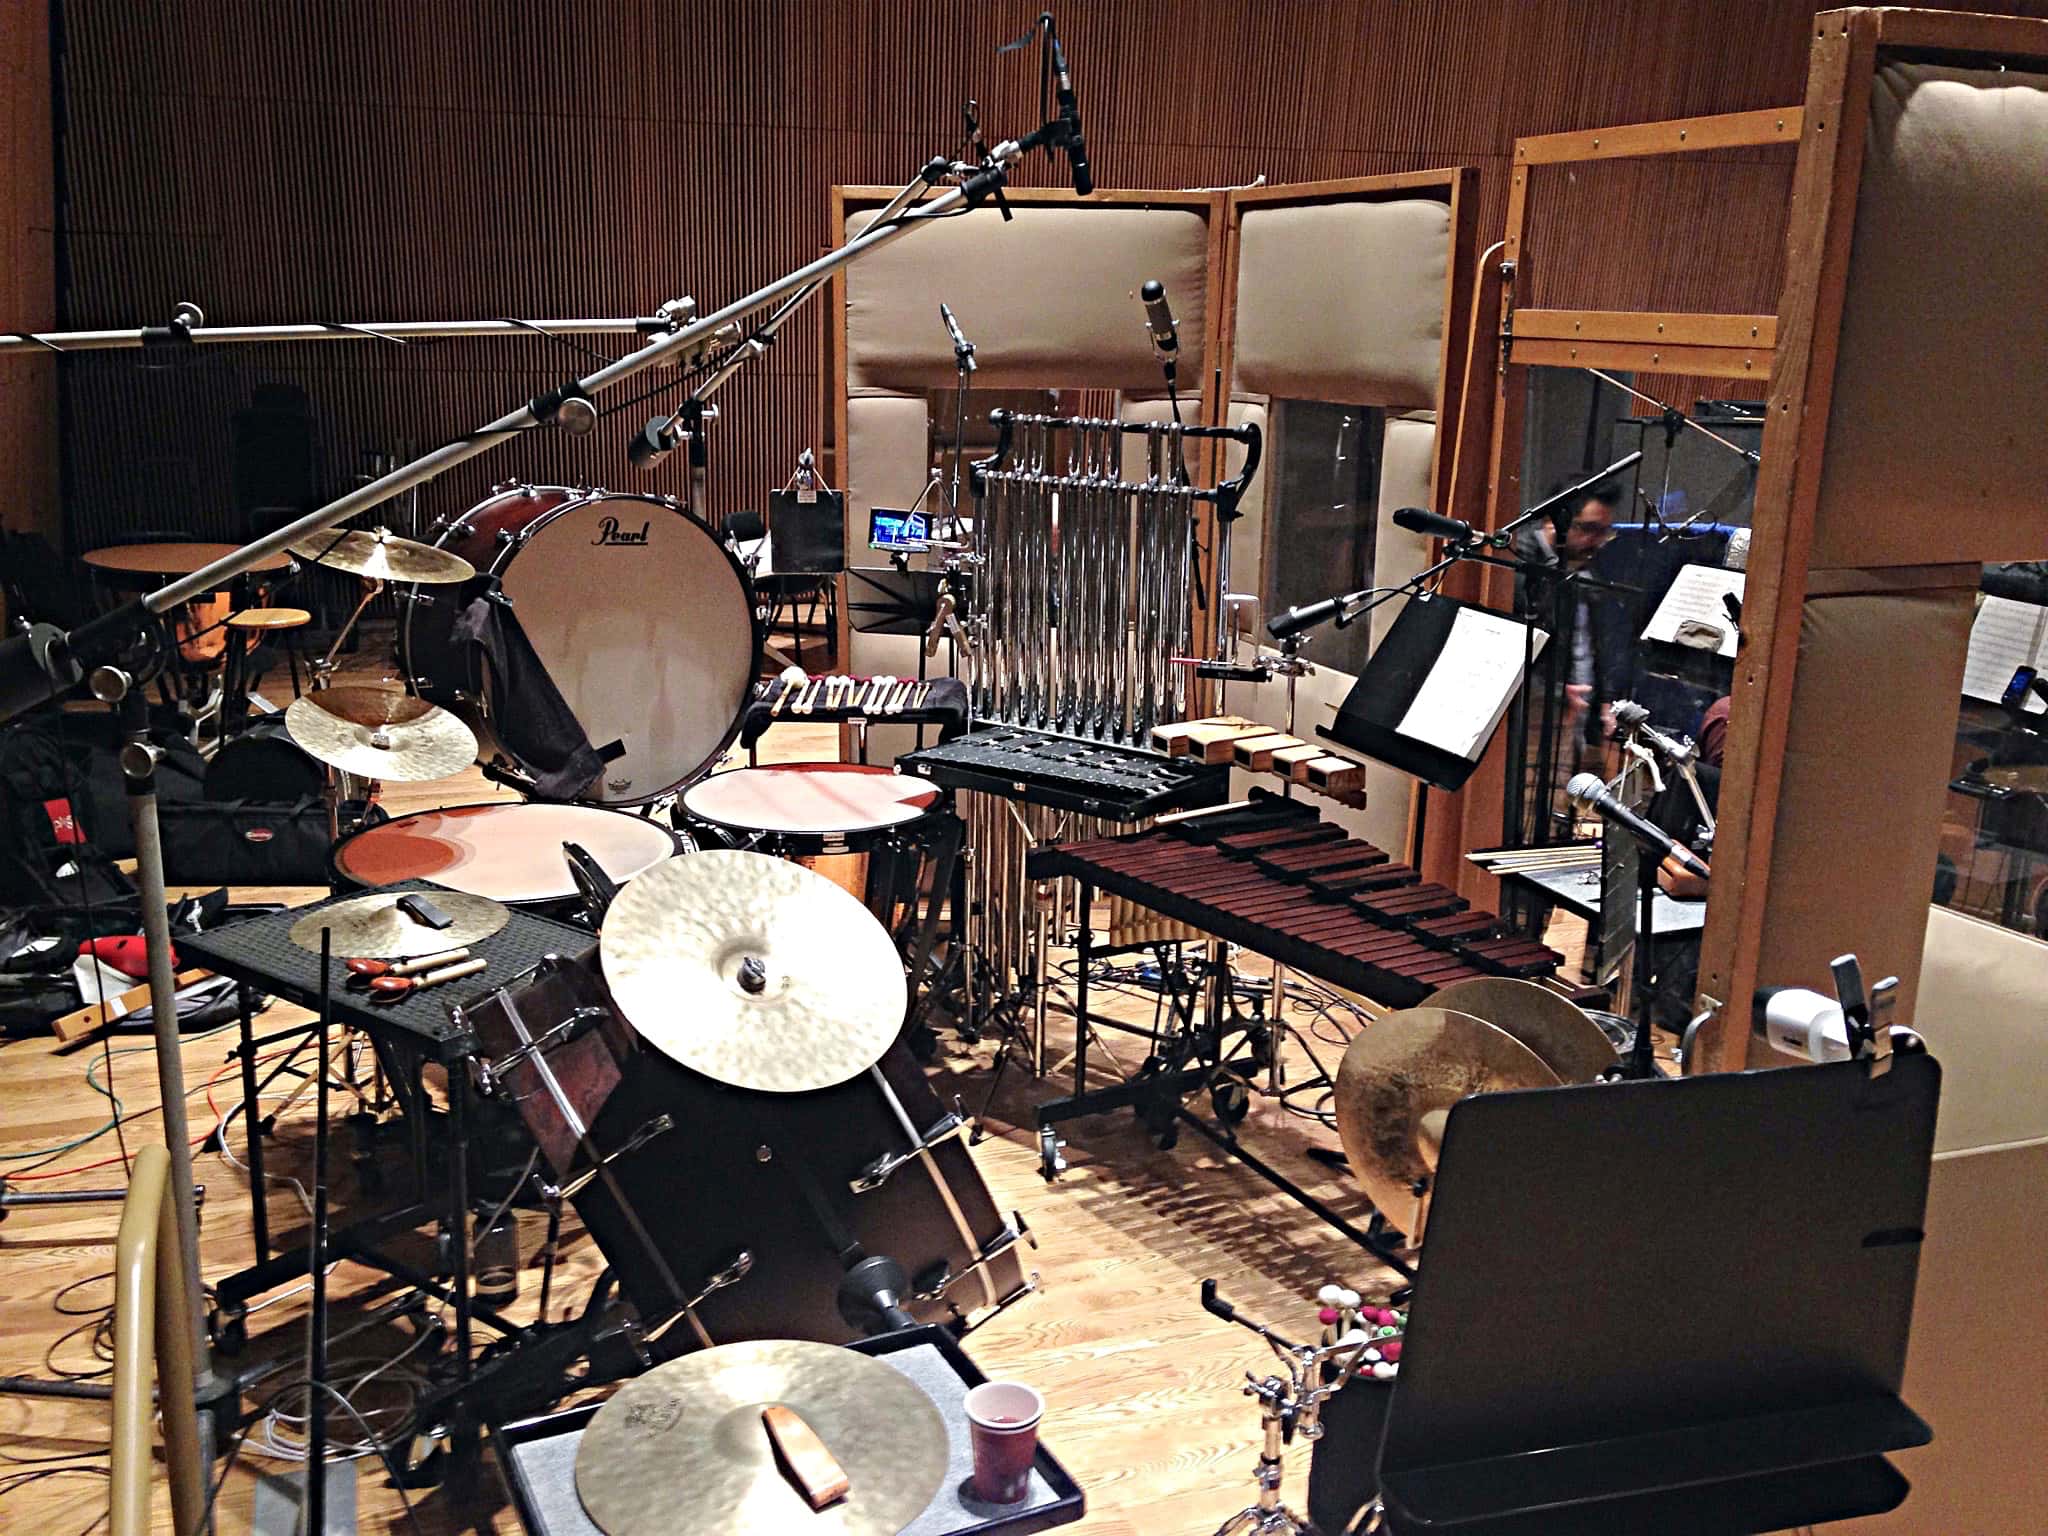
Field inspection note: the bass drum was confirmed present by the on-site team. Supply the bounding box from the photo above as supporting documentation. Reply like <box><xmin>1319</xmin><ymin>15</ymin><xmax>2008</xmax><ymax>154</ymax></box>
<box><xmin>401</xmin><ymin>486</ymin><xmax>761</xmax><ymax>805</ymax></box>
<box><xmin>459</xmin><ymin>950</ymin><xmax>1034</xmax><ymax>1349</ymax></box>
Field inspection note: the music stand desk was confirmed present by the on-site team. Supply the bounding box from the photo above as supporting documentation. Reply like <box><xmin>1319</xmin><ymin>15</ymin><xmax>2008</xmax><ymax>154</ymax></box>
<box><xmin>1374</xmin><ymin>1054</ymin><xmax>1939</xmax><ymax>1534</ymax></box>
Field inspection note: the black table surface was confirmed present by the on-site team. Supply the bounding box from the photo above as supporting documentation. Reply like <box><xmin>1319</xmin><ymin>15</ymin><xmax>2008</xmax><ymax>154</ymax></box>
<box><xmin>178</xmin><ymin>880</ymin><xmax>595</xmax><ymax>1061</ymax></box>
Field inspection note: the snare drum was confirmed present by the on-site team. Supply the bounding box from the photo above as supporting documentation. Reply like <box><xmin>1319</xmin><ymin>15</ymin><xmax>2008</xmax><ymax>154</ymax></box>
<box><xmin>680</xmin><ymin>764</ymin><xmax>942</xmax><ymax>917</ymax></box>
<box><xmin>330</xmin><ymin>802</ymin><xmax>682</xmax><ymax>918</ymax></box>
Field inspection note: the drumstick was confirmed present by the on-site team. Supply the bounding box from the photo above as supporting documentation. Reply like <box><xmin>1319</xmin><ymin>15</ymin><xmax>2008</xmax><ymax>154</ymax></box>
<box><xmin>891</xmin><ymin>679</ymin><xmax>914</xmax><ymax>714</ymax></box>
<box><xmin>369</xmin><ymin>955</ymin><xmax>487</xmax><ymax>1000</ymax></box>
<box><xmin>911</xmin><ymin>682</ymin><xmax>930</xmax><ymax>712</ymax></box>
<box><xmin>794</xmin><ymin>677</ymin><xmax>820</xmax><ymax>715</ymax></box>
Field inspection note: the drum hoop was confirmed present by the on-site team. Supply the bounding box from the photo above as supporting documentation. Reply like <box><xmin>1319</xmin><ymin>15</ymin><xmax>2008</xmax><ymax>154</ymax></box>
<box><xmin>680</xmin><ymin>767</ymin><xmax>938</xmax><ymax>846</ymax></box>
<box><xmin>329</xmin><ymin>799</ymin><xmax>681</xmax><ymax>902</ymax></box>
<box><xmin>406</xmin><ymin>488</ymin><xmax>766</xmax><ymax>807</ymax></box>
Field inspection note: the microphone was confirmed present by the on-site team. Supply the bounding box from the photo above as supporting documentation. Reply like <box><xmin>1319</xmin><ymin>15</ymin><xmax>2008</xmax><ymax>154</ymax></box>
<box><xmin>628</xmin><ymin>415</ymin><xmax>681</xmax><ymax>469</ymax></box>
<box><xmin>1392</xmin><ymin>506</ymin><xmax>1477</xmax><ymax>544</ymax></box>
<box><xmin>938</xmin><ymin>303</ymin><xmax>976</xmax><ymax>372</ymax></box>
<box><xmin>1049</xmin><ymin>30</ymin><xmax>1093</xmax><ymax>195</ymax></box>
<box><xmin>1566</xmin><ymin>772</ymin><xmax>1711</xmax><ymax>879</ymax></box>
<box><xmin>1140</xmin><ymin>280</ymin><xmax>1178</xmax><ymax>360</ymax></box>
<box><xmin>1268</xmin><ymin>588</ymin><xmax>1369</xmax><ymax>642</ymax></box>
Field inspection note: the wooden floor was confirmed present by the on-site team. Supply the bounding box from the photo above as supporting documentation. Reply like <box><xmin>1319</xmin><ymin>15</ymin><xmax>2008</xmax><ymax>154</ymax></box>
<box><xmin>0</xmin><ymin>656</ymin><xmax>1529</xmax><ymax>1536</ymax></box>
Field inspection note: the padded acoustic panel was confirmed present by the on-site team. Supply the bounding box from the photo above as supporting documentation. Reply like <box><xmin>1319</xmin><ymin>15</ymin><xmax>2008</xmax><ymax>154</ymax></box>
<box><xmin>843</xmin><ymin>392</ymin><xmax>931</xmax><ymax>566</ymax></box>
<box><xmin>1835</xmin><ymin>1138</ymin><xmax>2048</xmax><ymax>1535</ymax></box>
<box><xmin>1814</xmin><ymin>63</ymin><xmax>2048</xmax><ymax>568</ymax></box>
<box><xmin>1749</xmin><ymin>586</ymin><xmax>1974</xmax><ymax>1049</ymax></box>
<box><xmin>1231</xmin><ymin>199</ymin><xmax>1451</xmax><ymax>409</ymax></box>
<box><xmin>1368</xmin><ymin>413</ymin><xmax>1437</xmax><ymax>653</ymax></box>
<box><xmin>845</xmin><ymin>204</ymin><xmax>1210</xmax><ymax>392</ymax></box>
<box><xmin>1909</xmin><ymin>904</ymin><xmax>2048</xmax><ymax>1156</ymax></box>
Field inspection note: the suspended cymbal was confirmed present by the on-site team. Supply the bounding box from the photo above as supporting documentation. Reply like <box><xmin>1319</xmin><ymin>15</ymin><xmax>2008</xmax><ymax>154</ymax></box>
<box><xmin>1333</xmin><ymin>1007</ymin><xmax>1561</xmax><ymax>1245</ymax></box>
<box><xmin>601</xmin><ymin>850</ymin><xmax>906</xmax><ymax>1093</ymax></box>
<box><xmin>1425</xmin><ymin>976</ymin><xmax>1618</xmax><ymax>1085</ymax></box>
<box><xmin>288</xmin><ymin>890</ymin><xmax>508</xmax><ymax>958</ymax></box>
<box><xmin>285</xmin><ymin>688</ymin><xmax>478</xmax><ymax>782</ymax></box>
<box><xmin>575</xmin><ymin>1339</ymin><xmax>947</xmax><ymax>1536</ymax></box>
<box><xmin>288</xmin><ymin>526</ymin><xmax>475</xmax><ymax>584</ymax></box>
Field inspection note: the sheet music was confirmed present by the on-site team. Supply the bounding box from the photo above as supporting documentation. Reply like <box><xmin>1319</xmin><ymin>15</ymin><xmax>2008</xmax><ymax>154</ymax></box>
<box><xmin>1396</xmin><ymin>605</ymin><xmax>1549</xmax><ymax>761</ymax></box>
<box><xmin>1641</xmin><ymin>564</ymin><xmax>1745</xmax><ymax>657</ymax></box>
<box><xmin>1962</xmin><ymin>594</ymin><xmax>2048</xmax><ymax>713</ymax></box>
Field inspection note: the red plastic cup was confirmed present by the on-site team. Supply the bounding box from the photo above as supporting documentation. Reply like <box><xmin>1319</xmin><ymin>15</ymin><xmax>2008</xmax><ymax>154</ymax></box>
<box><xmin>963</xmin><ymin>1380</ymin><xmax>1043</xmax><ymax>1505</ymax></box>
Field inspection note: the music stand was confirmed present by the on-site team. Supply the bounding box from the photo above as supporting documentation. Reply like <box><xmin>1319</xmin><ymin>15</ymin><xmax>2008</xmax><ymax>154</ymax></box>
<box><xmin>1321</xmin><ymin>594</ymin><xmax>1547</xmax><ymax>792</ymax></box>
<box><xmin>1364</xmin><ymin>1052</ymin><xmax>1939</xmax><ymax>1534</ymax></box>
<box><xmin>845</xmin><ymin>566</ymin><xmax>945</xmax><ymax>637</ymax></box>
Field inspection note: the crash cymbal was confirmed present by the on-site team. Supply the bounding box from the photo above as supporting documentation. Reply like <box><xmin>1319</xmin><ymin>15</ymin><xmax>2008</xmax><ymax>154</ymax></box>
<box><xmin>287</xmin><ymin>890</ymin><xmax>508</xmax><ymax>958</ymax></box>
<box><xmin>1981</xmin><ymin>763</ymin><xmax>2048</xmax><ymax>795</ymax></box>
<box><xmin>288</xmin><ymin>526</ymin><xmax>474</xmax><ymax>584</ymax></box>
<box><xmin>601</xmin><ymin>850</ymin><xmax>906</xmax><ymax>1093</ymax></box>
<box><xmin>1333</xmin><ymin>1007</ymin><xmax>1561</xmax><ymax>1245</ymax></box>
<box><xmin>1425</xmin><ymin>976</ymin><xmax>1618</xmax><ymax>1085</ymax></box>
<box><xmin>285</xmin><ymin>688</ymin><xmax>478</xmax><ymax>782</ymax></box>
<box><xmin>575</xmin><ymin>1339</ymin><xmax>947</xmax><ymax>1536</ymax></box>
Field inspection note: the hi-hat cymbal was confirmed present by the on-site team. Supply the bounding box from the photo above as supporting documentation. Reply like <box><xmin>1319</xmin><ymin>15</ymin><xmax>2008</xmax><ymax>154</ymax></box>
<box><xmin>575</xmin><ymin>1339</ymin><xmax>947</xmax><ymax>1536</ymax></box>
<box><xmin>1425</xmin><ymin>977</ymin><xmax>1618</xmax><ymax>1084</ymax></box>
<box><xmin>287</xmin><ymin>890</ymin><xmax>508</xmax><ymax>958</ymax></box>
<box><xmin>601</xmin><ymin>851</ymin><xmax>906</xmax><ymax>1093</ymax></box>
<box><xmin>288</xmin><ymin>526</ymin><xmax>475</xmax><ymax>584</ymax></box>
<box><xmin>285</xmin><ymin>688</ymin><xmax>478</xmax><ymax>782</ymax></box>
<box><xmin>1333</xmin><ymin>1007</ymin><xmax>1561</xmax><ymax>1245</ymax></box>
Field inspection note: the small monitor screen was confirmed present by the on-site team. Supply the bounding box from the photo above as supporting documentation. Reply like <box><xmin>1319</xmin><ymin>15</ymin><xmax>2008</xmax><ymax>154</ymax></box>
<box><xmin>869</xmin><ymin>506</ymin><xmax>929</xmax><ymax>551</ymax></box>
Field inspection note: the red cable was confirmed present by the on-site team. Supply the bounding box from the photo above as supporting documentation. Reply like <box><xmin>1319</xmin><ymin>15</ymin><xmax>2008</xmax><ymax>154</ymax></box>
<box><xmin>8</xmin><ymin>1047</ymin><xmax>299</xmax><ymax>1183</ymax></box>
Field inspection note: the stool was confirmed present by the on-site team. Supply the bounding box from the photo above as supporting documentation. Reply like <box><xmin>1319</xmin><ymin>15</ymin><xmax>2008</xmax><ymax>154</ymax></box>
<box><xmin>224</xmin><ymin>606</ymin><xmax>311</xmax><ymax>705</ymax></box>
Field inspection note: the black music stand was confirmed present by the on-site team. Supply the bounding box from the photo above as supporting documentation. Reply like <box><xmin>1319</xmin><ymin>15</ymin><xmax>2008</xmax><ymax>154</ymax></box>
<box><xmin>1321</xmin><ymin>594</ymin><xmax>1546</xmax><ymax>792</ymax></box>
<box><xmin>1355</xmin><ymin>1052</ymin><xmax>1939</xmax><ymax>1535</ymax></box>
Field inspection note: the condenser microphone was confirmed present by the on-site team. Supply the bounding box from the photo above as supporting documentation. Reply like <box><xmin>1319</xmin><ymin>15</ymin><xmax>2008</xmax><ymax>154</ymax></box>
<box><xmin>1140</xmin><ymin>280</ymin><xmax>1179</xmax><ymax>359</ymax></box>
<box><xmin>1049</xmin><ymin>29</ymin><xmax>1093</xmax><ymax>195</ymax></box>
<box><xmin>1566</xmin><ymin>771</ymin><xmax>1711</xmax><ymax>879</ymax></box>
<box><xmin>1392</xmin><ymin>506</ymin><xmax>1477</xmax><ymax>544</ymax></box>
<box><xmin>938</xmin><ymin>303</ymin><xmax>976</xmax><ymax>372</ymax></box>
<box><xmin>628</xmin><ymin>415</ymin><xmax>681</xmax><ymax>469</ymax></box>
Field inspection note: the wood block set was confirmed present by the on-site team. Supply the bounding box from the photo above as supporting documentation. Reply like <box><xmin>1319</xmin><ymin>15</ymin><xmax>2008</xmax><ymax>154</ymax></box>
<box><xmin>1031</xmin><ymin>792</ymin><xmax>1562</xmax><ymax>1011</ymax></box>
<box><xmin>1150</xmin><ymin>716</ymin><xmax>1367</xmax><ymax>796</ymax></box>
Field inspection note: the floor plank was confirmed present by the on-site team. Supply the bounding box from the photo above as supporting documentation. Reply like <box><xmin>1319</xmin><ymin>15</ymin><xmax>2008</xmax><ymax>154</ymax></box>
<box><xmin>0</xmin><ymin>657</ymin><xmax>1416</xmax><ymax>1536</ymax></box>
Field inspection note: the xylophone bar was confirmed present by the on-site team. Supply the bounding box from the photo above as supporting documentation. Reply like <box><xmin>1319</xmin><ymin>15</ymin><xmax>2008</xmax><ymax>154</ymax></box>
<box><xmin>1029</xmin><ymin>792</ymin><xmax>1565</xmax><ymax>1006</ymax></box>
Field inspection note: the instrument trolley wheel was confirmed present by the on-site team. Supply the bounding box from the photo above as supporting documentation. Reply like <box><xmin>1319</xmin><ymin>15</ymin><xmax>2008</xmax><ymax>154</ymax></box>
<box><xmin>1211</xmin><ymin>1076</ymin><xmax>1251</xmax><ymax>1128</ymax></box>
<box><xmin>1038</xmin><ymin>1127</ymin><xmax>1067</xmax><ymax>1181</ymax></box>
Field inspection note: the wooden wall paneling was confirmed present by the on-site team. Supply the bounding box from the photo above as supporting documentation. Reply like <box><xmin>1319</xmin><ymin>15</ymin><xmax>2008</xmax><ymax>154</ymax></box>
<box><xmin>42</xmin><ymin>0</ymin><xmax>1930</xmax><ymax>565</ymax></box>
<box><xmin>0</xmin><ymin>0</ymin><xmax>55</xmax><ymax>566</ymax></box>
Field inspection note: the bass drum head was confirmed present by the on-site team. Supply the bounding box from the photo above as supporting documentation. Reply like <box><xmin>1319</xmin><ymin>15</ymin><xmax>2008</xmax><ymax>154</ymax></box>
<box><xmin>331</xmin><ymin>802</ymin><xmax>679</xmax><ymax>907</ymax></box>
<box><xmin>498</xmin><ymin>493</ymin><xmax>757</xmax><ymax>804</ymax></box>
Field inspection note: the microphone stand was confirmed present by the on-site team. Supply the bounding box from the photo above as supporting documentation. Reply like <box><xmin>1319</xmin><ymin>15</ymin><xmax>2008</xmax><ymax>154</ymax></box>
<box><xmin>0</xmin><ymin>85</ymin><xmax>1081</xmax><ymax>1482</ymax></box>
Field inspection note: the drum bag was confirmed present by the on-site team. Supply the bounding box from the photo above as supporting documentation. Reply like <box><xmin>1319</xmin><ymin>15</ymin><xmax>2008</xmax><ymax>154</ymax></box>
<box><xmin>158</xmin><ymin>797</ymin><xmax>333</xmax><ymax>886</ymax></box>
<box><xmin>451</xmin><ymin>589</ymin><xmax>602</xmax><ymax>799</ymax></box>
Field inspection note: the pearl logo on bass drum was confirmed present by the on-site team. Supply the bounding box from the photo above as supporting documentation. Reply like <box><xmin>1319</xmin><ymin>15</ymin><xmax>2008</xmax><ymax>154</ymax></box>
<box><xmin>593</xmin><ymin>516</ymin><xmax>651</xmax><ymax>547</ymax></box>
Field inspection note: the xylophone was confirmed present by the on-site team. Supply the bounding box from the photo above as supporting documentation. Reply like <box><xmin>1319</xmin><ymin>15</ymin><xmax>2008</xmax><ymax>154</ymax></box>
<box><xmin>1028</xmin><ymin>790</ymin><xmax>1562</xmax><ymax>1012</ymax></box>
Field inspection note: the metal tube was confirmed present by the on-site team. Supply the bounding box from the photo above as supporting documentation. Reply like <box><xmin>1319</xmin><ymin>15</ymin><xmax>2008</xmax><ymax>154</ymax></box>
<box><xmin>129</xmin><ymin>163</ymin><xmax>1011</xmax><ymax>619</ymax></box>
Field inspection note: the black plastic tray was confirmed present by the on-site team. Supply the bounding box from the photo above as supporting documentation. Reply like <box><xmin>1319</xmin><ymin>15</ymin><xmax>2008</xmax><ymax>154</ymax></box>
<box><xmin>489</xmin><ymin>1325</ymin><xmax>1085</xmax><ymax>1536</ymax></box>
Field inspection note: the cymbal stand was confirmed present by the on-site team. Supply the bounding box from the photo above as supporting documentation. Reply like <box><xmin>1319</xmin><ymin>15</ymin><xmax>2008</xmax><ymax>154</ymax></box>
<box><xmin>1200</xmin><ymin>1280</ymin><xmax>1372</xmax><ymax>1536</ymax></box>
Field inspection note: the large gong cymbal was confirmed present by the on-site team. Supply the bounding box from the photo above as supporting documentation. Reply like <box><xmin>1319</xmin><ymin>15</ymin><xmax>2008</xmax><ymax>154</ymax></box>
<box><xmin>285</xmin><ymin>688</ymin><xmax>478</xmax><ymax>782</ymax></box>
<box><xmin>288</xmin><ymin>526</ymin><xmax>474</xmax><ymax>584</ymax></box>
<box><xmin>600</xmin><ymin>850</ymin><xmax>906</xmax><ymax>1093</ymax></box>
<box><xmin>1334</xmin><ymin>1007</ymin><xmax>1562</xmax><ymax>1245</ymax></box>
<box><xmin>575</xmin><ymin>1339</ymin><xmax>947</xmax><ymax>1536</ymax></box>
<box><xmin>1424</xmin><ymin>976</ymin><xmax>1618</xmax><ymax>1084</ymax></box>
<box><xmin>287</xmin><ymin>890</ymin><xmax>508</xmax><ymax>958</ymax></box>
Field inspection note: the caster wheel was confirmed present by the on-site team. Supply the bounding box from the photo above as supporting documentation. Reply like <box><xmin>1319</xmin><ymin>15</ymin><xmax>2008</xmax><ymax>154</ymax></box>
<box><xmin>1211</xmin><ymin>1077</ymin><xmax>1251</xmax><ymax>1127</ymax></box>
<box><xmin>1038</xmin><ymin>1127</ymin><xmax>1067</xmax><ymax>1181</ymax></box>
